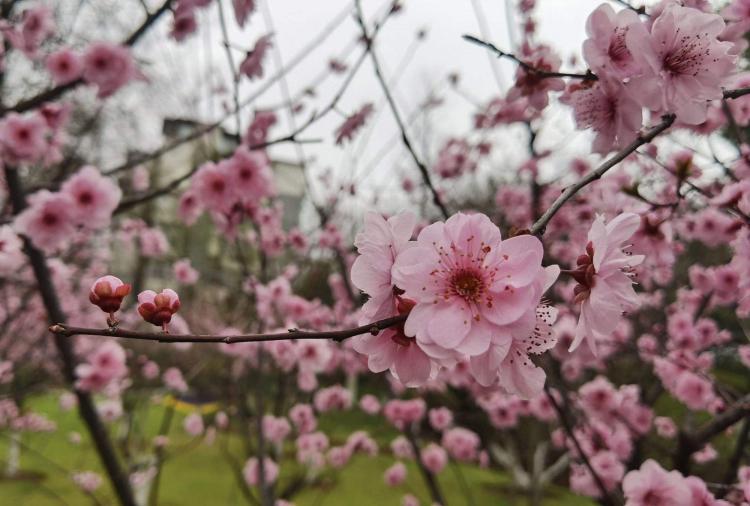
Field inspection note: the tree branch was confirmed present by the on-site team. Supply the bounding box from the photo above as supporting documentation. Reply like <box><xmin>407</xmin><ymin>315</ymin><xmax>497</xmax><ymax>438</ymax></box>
<box><xmin>530</xmin><ymin>114</ymin><xmax>675</xmax><ymax>235</ymax></box>
<box><xmin>355</xmin><ymin>1</ymin><xmax>449</xmax><ymax>220</ymax></box>
<box><xmin>49</xmin><ymin>314</ymin><xmax>407</xmax><ymax>344</ymax></box>
<box><xmin>3</xmin><ymin>0</ymin><xmax>174</xmax><ymax>115</ymax></box>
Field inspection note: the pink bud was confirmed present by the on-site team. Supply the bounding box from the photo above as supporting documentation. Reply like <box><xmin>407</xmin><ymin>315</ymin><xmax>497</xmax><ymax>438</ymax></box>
<box><xmin>137</xmin><ymin>289</ymin><xmax>180</xmax><ymax>331</ymax></box>
<box><xmin>89</xmin><ymin>275</ymin><xmax>131</xmax><ymax>314</ymax></box>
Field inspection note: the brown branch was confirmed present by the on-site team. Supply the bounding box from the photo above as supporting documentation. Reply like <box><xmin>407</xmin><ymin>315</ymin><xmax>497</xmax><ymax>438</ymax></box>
<box><xmin>723</xmin><ymin>87</ymin><xmax>750</xmax><ymax>100</ymax></box>
<box><xmin>530</xmin><ymin>114</ymin><xmax>676</xmax><ymax>235</ymax></box>
<box><xmin>674</xmin><ymin>394</ymin><xmax>750</xmax><ymax>474</ymax></box>
<box><xmin>462</xmin><ymin>35</ymin><xmax>597</xmax><ymax>81</ymax></box>
<box><xmin>49</xmin><ymin>313</ymin><xmax>406</xmax><ymax>344</ymax></box>
<box><xmin>4</xmin><ymin>166</ymin><xmax>137</xmax><ymax>506</ymax></box>
<box><xmin>355</xmin><ymin>1</ymin><xmax>450</xmax><ymax>220</ymax></box>
<box><xmin>3</xmin><ymin>0</ymin><xmax>174</xmax><ymax>115</ymax></box>
<box><xmin>405</xmin><ymin>426</ymin><xmax>447</xmax><ymax>505</ymax></box>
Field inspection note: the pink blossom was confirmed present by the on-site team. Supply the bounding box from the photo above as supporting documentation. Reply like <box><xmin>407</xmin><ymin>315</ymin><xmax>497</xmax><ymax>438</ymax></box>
<box><xmin>565</xmin><ymin>77</ymin><xmax>642</xmax><ymax>154</ymax></box>
<box><xmin>313</xmin><ymin>385</ymin><xmax>352</xmax><ymax>412</ymax></box>
<box><xmin>233</xmin><ymin>0</ymin><xmax>256</xmax><ymax>27</ymax></box>
<box><xmin>139</xmin><ymin>227</ymin><xmax>170</xmax><ymax>257</ymax></box>
<box><xmin>173</xmin><ymin>259</ymin><xmax>199</xmax><ymax>285</ymax></box>
<box><xmin>46</xmin><ymin>48</ymin><xmax>83</xmax><ymax>85</ymax></box>
<box><xmin>72</xmin><ymin>471</ymin><xmax>102</xmax><ymax>493</ymax></box>
<box><xmin>570</xmin><ymin>213</ymin><xmax>644</xmax><ymax>355</ymax></box>
<box><xmin>177</xmin><ymin>190</ymin><xmax>203</xmax><ymax>225</ymax></box>
<box><xmin>89</xmin><ymin>275</ymin><xmax>131</xmax><ymax>315</ymax></box>
<box><xmin>75</xmin><ymin>341</ymin><xmax>128</xmax><ymax>392</ymax></box>
<box><xmin>170</xmin><ymin>5</ymin><xmax>197</xmax><ymax>42</ymax></box>
<box><xmin>289</xmin><ymin>403</ymin><xmax>317</xmax><ymax>433</ymax></box>
<box><xmin>335</xmin><ymin>103</ymin><xmax>373</xmax><ymax>145</ymax></box>
<box><xmin>0</xmin><ymin>112</ymin><xmax>49</xmax><ymax>164</ymax></box>
<box><xmin>383</xmin><ymin>399</ymin><xmax>425</xmax><ymax>430</ymax></box>
<box><xmin>137</xmin><ymin>289</ymin><xmax>181</xmax><ymax>331</ymax></box>
<box><xmin>60</xmin><ymin>166</ymin><xmax>122</xmax><ymax>228</ymax></box>
<box><xmin>240</xmin><ymin>35</ymin><xmax>272</xmax><ymax>80</ymax></box>
<box><xmin>351</xmin><ymin>211</ymin><xmax>436</xmax><ymax>385</ymax></box>
<box><xmin>192</xmin><ymin>161</ymin><xmax>233</xmax><ymax>213</ymax></box>
<box><xmin>384</xmin><ymin>462</ymin><xmax>407</xmax><ymax>486</ymax></box>
<box><xmin>420</xmin><ymin>443</ymin><xmax>447</xmax><ymax>474</ymax></box>
<box><xmin>6</xmin><ymin>6</ymin><xmax>55</xmax><ymax>58</ymax></box>
<box><xmin>433</xmin><ymin>138</ymin><xmax>476</xmax><ymax>179</ymax></box>
<box><xmin>183</xmin><ymin>413</ymin><xmax>204</xmax><ymax>436</ymax></box>
<box><xmin>622</xmin><ymin>459</ymin><xmax>691</xmax><ymax>506</ymax></box>
<box><xmin>227</xmin><ymin>147</ymin><xmax>275</xmax><ymax>202</ymax></box>
<box><xmin>428</xmin><ymin>407</ymin><xmax>453</xmax><ymax>431</ymax></box>
<box><xmin>582</xmin><ymin>4</ymin><xmax>644</xmax><ymax>79</ymax></box>
<box><xmin>262</xmin><ymin>415</ymin><xmax>291</xmax><ymax>444</ymax></box>
<box><xmin>243</xmin><ymin>457</ymin><xmax>278</xmax><ymax>486</ymax></box>
<box><xmin>359</xmin><ymin>394</ymin><xmax>381</xmax><ymax>415</ymax></box>
<box><xmin>244</xmin><ymin>110</ymin><xmax>277</xmax><ymax>146</ymax></box>
<box><xmin>507</xmin><ymin>44</ymin><xmax>565</xmax><ymax>110</ymax></box>
<box><xmin>82</xmin><ymin>42</ymin><xmax>137</xmax><ymax>98</ymax></box>
<box><xmin>627</xmin><ymin>5</ymin><xmax>736</xmax><ymax>124</ymax></box>
<box><xmin>442</xmin><ymin>427</ymin><xmax>480</xmax><ymax>462</ymax></box>
<box><xmin>13</xmin><ymin>190</ymin><xmax>75</xmax><ymax>252</ymax></box>
<box><xmin>393</xmin><ymin>213</ymin><xmax>550</xmax><ymax>375</ymax></box>
<box><xmin>0</xmin><ymin>225</ymin><xmax>24</xmax><ymax>275</ymax></box>
<box><xmin>162</xmin><ymin>367</ymin><xmax>188</xmax><ymax>393</ymax></box>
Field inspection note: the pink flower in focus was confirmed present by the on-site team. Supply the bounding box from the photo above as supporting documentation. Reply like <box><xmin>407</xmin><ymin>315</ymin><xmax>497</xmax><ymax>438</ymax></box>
<box><xmin>335</xmin><ymin>103</ymin><xmax>373</xmax><ymax>145</ymax></box>
<box><xmin>569</xmin><ymin>213</ymin><xmax>644</xmax><ymax>355</ymax></box>
<box><xmin>565</xmin><ymin>77</ymin><xmax>642</xmax><ymax>154</ymax></box>
<box><xmin>627</xmin><ymin>5</ymin><xmax>736</xmax><ymax>124</ymax></box>
<box><xmin>137</xmin><ymin>289</ymin><xmax>181</xmax><ymax>331</ymax></box>
<box><xmin>60</xmin><ymin>166</ymin><xmax>122</xmax><ymax>228</ymax></box>
<box><xmin>46</xmin><ymin>48</ymin><xmax>83</xmax><ymax>85</ymax></box>
<box><xmin>351</xmin><ymin>211</ymin><xmax>436</xmax><ymax>386</ymax></box>
<box><xmin>582</xmin><ymin>4</ymin><xmax>644</xmax><ymax>79</ymax></box>
<box><xmin>82</xmin><ymin>42</ymin><xmax>137</xmax><ymax>98</ymax></box>
<box><xmin>393</xmin><ymin>213</ymin><xmax>549</xmax><ymax>369</ymax></box>
<box><xmin>89</xmin><ymin>275</ymin><xmax>131</xmax><ymax>316</ymax></box>
<box><xmin>13</xmin><ymin>190</ymin><xmax>75</xmax><ymax>252</ymax></box>
<box><xmin>240</xmin><ymin>35</ymin><xmax>272</xmax><ymax>80</ymax></box>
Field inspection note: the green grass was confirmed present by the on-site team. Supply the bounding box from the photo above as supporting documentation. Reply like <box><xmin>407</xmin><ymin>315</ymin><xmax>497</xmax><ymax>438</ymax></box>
<box><xmin>0</xmin><ymin>393</ymin><xmax>592</xmax><ymax>505</ymax></box>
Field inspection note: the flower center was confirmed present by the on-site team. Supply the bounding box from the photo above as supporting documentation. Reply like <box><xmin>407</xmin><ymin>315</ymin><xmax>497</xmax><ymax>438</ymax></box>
<box><xmin>450</xmin><ymin>269</ymin><xmax>485</xmax><ymax>302</ymax></box>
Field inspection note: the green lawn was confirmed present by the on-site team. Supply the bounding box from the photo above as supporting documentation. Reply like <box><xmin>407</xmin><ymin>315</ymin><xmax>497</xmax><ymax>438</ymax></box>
<box><xmin>0</xmin><ymin>393</ymin><xmax>592</xmax><ymax>505</ymax></box>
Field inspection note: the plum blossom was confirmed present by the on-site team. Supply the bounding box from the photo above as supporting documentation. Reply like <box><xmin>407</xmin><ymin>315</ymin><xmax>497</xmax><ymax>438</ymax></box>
<box><xmin>622</xmin><ymin>459</ymin><xmax>692</xmax><ymax>506</ymax></box>
<box><xmin>60</xmin><ymin>166</ymin><xmax>122</xmax><ymax>228</ymax></box>
<box><xmin>335</xmin><ymin>103</ymin><xmax>374</xmax><ymax>145</ymax></box>
<box><xmin>627</xmin><ymin>4</ymin><xmax>736</xmax><ymax>124</ymax></box>
<box><xmin>13</xmin><ymin>190</ymin><xmax>76</xmax><ymax>252</ymax></box>
<box><xmin>420</xmin><ymin>443</ymin><xmax>447</xmax><ymax>474</ymax></box>
<box><xmin>5</xmin><ymin>6</ymin><xmax>55</xmax><ymax>58</ymax></box>
<box><xmin>569</xmin><ymin>213</ymin><xmax>644</xmax><ymax>355</ymax></box>
<box><xmin>233</xmin><ymin>0</ymin><xmax>256</xmax><ymax>27</ymax></box>
<box><xmin>173</xmin><ymin>259</ymin><xmax>199</xmax><ymax>285</ymax></box>
<box><xmin>507</xmin><ymin>44</ymin><xmax>565</xmax><ymax>110</ymax></box>
<box><xmin>89</xmin><ymin>275</ymin><xmax>131</xmax><ymax>319</ymax></box>
<box><xmin>240</xmin><ymin>35</ymin><xmax>272</xmax><ymax>80</ymax></box>
<box><xmin>384</xmin><ymin>462</ymin><xmax>407</xmax><ymax>486</ymax></box>
<box><xmin>46</xmin><ymin>48</ymin><xmax>83</xmax><ymax>85</ymax></box>
<box><xmin>582</xmin><ymin>4</ymin><xmax>644</xmax><ymax>79</ymax></box>
<box><xmin>82</xmin><ymin>42</ymin><xmax>137</xmax><ymax>98</ymax></box>
<box><xmin>392</xmin><ymin>213</ymin><xmax>554</xmax><ymax>387</ymax></box>
<box><xmin>137</xmin><ymin>289</ymin><xmax>181</xmax><ymax>332</ymax></box>
<box><xmin>351</xmin><ymin>211</ymin><xmax>435</xmax><ymax>386</ymax></box>
<box><xmin>0</xmin><ymin>112</ymin><xmax>49</xmax><ymax>165</ymax></box>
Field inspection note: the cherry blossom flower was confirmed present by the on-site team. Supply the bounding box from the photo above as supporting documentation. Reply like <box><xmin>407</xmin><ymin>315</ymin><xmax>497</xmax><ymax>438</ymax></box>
<box><xmin>335</xmin><ymin>103</ymin><xmax>374</xmax><ymax>145</ymax></box>
<box><xmin>384</xmin><ymin>462</ymin><xmax>407</xmax><ymax>486</ymax></box>
<box><xmin>240</xmin><ymin>35</ymin><xmax>272</xmax><ymax>80</ymax></box>
<box><xmin>137</xmin><ymin>289</ymin><xmax>181</xmax><ymax>332</ymax></box>
<box><xmin>72</xmin><ymin>471</ymin><xmax>102</xmax><ymax>493</ymax></box>
<box><xmin>46</xmin><ymin>48</ymin><xmax>83</xmax><ymax>85</ymax></box>
<box><xmin>420</xmin><ymin>443</ymin><xmax>447</xmax><ymax>474</ymax></box>
<box><xmin>82</xmin><ymin>42</ymin><xmax>137</xmax><ymax>98</ymax></box>
<box><xmin>507</xmin><ymin>44</ymin><xmax>565</xmax><ymax>110</ymax></box>
<box><xmin>569</xmin><ymin>213</ymin><xmax>645</xmax><ymax>354</ymax></box>
<box><xmin>627</xmin><ymin>4</ymin><xmax>736</xmax><ymax>124</ymax></box>
<box><xmin>5</xmin><ymin>6</ymin><xmax>55</xmax><ymax>58</ymax></box>
<box><xmin>60</xmin><ymin>166</ymin><xmax>122</xmax><ymax>229</ymax></box>
<box><xmin>183</xmin><ymin>413</ymin><xmax>204</xmax><ymax>436</ymax></box>
<box><xmin>227</xmin><ymin>147</ymin><xmax>275</xmax><ymax>202</ymax></box>
<box><xmin>13</xmin><ymin>190</ymin><xmax>75</xmax><ymax>252</ymax></box>
<box><xmin>0</xmin><ymin>225</ymin><xmax>24</xmax><ymax>275</ymax></box>
<box><xmin>192</xmin><ymin>161</ymin><xmax>233</xmax><ymax>213</ymax></box>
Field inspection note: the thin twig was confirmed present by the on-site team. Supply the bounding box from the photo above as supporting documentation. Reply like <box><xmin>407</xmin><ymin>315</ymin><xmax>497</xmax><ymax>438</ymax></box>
<box><xmin>462</xmin><ymin>35</ymin><xmax>597</xmax><ymax>81</ymax></box>
<box><xmin>355</xmin><ymin>1</ymin><xmax>450</xmax><ymax>220</ymax></box>
<box><xmin>530</xmin><ymin>114</ymin><xmax>676</xmax><ymax>235</ymax></box>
